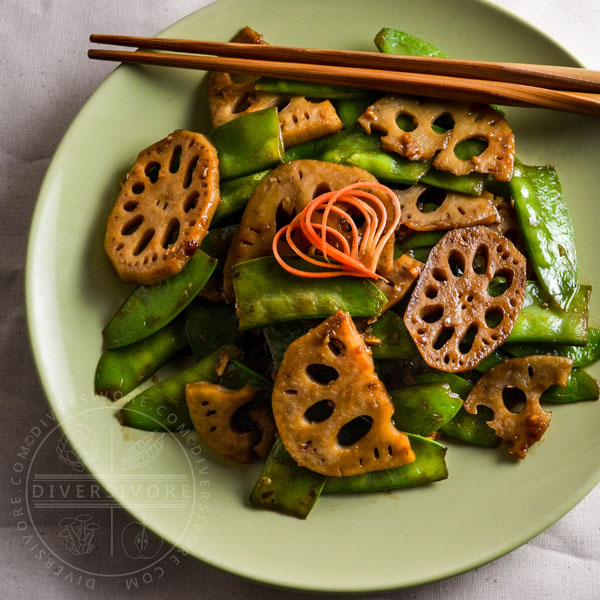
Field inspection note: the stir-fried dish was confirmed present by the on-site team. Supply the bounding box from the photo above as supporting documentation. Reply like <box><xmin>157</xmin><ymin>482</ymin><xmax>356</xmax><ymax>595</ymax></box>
<box><xmin>94</xmin><ymin>26</ymin><xmax>600</xmax><ymax>518</ymax></box>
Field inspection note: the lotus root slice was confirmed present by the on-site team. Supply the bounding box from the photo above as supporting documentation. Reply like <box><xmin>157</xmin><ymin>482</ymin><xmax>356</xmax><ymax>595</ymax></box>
<box><xmin>186</xmin><ymin>383</ymin><xmax>269</xmax><ymax>463</ymax></box>
<box><xmin>223</xmin><ymin>160</ymin><xmax>396</xmax><ymax>301</ymax></box>
<box><xmin>404</xmin><ymin>226</ymin><xmax>526</xmax><ymax>372</ymax></box>
<box><xmin>105</xmin><ymin>130</ymin><xmax>220</xmax><ymax>285</ymax></box>
<box><xmin>208</xmin><ymin>29</ymin><xmax>342</xmax><ymax>148</ymax></box>
<box><xmin>278</xmin><ymin>97</ymin><xmax>342</xmax><ymax>148</ymax></box>
<box><xmin>397</xmin><ymin>184</ymin><xmax>500</xmax><ymax>231</ymax></box>
<box><xmin>464</xmin><ymin>356</ymin><xmax>573</xmax><ymax>458</ymax></box>
<box><xmin>374</xmin><ymin>253</ymin><xmax>424</xmax><ymax>313</ymax></box>
<box><xmin>208</xmin><ymin>27</ymin><xmax>283</xmax><ymax>128</ymax></box>
<box><xmin>272</xmin><ymin>310</ymin><xmax>415</xmax><ymax>477</ymax></box>
<box><xmin>359</xmin><ymin>96</ymin><xmax>515</xmax><ymax>181</ymax></box>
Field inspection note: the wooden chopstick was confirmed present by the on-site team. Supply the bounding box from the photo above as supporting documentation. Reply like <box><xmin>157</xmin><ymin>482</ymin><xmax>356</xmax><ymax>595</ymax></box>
<box><xmin>90</xmin><ymin>34</ymin><xmax>600</xmax><ymax>93</ymax></box>
<box><xmin>87</xmin><ymin>44</ymin><xmax>600</xmax><ymax>117</ymax></box>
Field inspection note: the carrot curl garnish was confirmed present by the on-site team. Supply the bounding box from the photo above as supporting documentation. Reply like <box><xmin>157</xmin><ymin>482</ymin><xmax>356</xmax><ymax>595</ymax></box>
<box><xmin>272</xmin><ymin>182</ymin><xmax>401</xmax><ymax>279</ymax></box>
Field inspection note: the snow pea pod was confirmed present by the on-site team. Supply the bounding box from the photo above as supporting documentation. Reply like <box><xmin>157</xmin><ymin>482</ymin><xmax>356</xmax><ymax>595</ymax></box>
<box><xmin>250</xmin><ymin>437</ymin><xmax>326</xmax><ymax>519</ymax></box>
<box><xmin>503</xmin><ymin>327</ymin><xmax>600</xmax><ymax>367</ymax></box>
<box><xmin>396</xmin><ymin>232</ymin><xmax>443</xmax><ymax>255</ymax></box>
<box><xmin>263</xmin><ymin>321</ymin><xmax>306</xmax><ymax>372</ymax></box>
<box><xmin>219</xmin><ymin>359</ymin><xmax>272</xmax><ymax>390</ymax></box>
<box><xmin>232</xmin><ymin>256</ymin><xmax>387</xmax><ymax>330</ymax></box>
<box><xmin>284</xmin><ymin>139</ymin><xmax>320</xmax><ymax>161</ymax></box>
<box><xmin>390</xmin><ymin>383</ymin><xmax>462</xmax><ymax>436</ymax></box>
<box><xmin>185</xmin><ymin>301</ymin><xmax>241</xmax><ymax>361</ymax></box>
<box><xmin>212</xmin><ymin>171</ymin><xmax>270</xmax><ymax>225</ymax></box>
<box><xmin>509</xmin><ymin>162</ymin><xmax>578</xmax><ymax>310</ymax></box>
<box><xmin>210</xmin><ymin>107</ymin><xmax>284</xmax><ymax>180</ymax></box>
<box><xmin>371</xmin><ymin>311</ymin><xmax>416</xmax><ymax>359</ymax></box>
<box><xmin>103</xmin><ymin>250</ymin><xmax>217</xmax><ymax>349</ymax></box>
<box><xmin>95</xmin><ymin>317</ymin><xmax>188</xmax><ymax>400</ymax></box>
<box><xmin>374</xmin><ymin>27</ymin><xmax>448</xmax><ymax>58</ymax></box>
<box><xmin>335</xmin><ymin>96</ymin><xmax>381</xmax><ymax>128</ymax></box>
<box><xmin>541</xmin><ymin>368</ymin><xmax>599</xmax><ymax>403</ymax></box>
<box><xmin>323</xmin><ymin>434</ymin><xmax>448</xmax><ymax>493</ymax></box>
<box><xmin>119</xmin><ymin>345</ymin><xmax>242</xmax><ymax>432</ymax></box>
<box><xmin>199</xmin><ymin>225</ymin><xmax>238</xmax><ymax>261</ymax></box>
<box><xmin>255</xmin><ymin>77</ymin><xmax>371</xmax><ymax>99</ymax></box>
<box><xmin>316</xmin><ymin>129</ymin><xmax>431</xmax><ymax>184</ymax></box>
<box><xmin>414</xmin><ymin>372</ymin><xmax>500</xmax><ymax>447</ymax></box>
<box><xmin>420</xmin><ymin>169</ymin><xmax>486</xmax><ymax>197</ymax></box>
<box><xmin>508</xmin><ymin>282</ymin><xmax>590</xmax><ymax>346</ymax></box>
<box><xmin>407</xmin><ymin>247</ymin><xmax>433</xmax><ymax>263</ymax></box>
<box><xmin>474</xmin><ymin>349</ymin><xmax>510</xmax><ymax>374</ymax></box>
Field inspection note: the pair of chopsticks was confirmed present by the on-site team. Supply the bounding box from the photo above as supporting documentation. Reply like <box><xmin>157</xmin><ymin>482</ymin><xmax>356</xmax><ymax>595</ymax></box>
<box><xmin>88</xmin><ymin>34</ymin><xmax>600</xmax><ymax>117</ymax></box>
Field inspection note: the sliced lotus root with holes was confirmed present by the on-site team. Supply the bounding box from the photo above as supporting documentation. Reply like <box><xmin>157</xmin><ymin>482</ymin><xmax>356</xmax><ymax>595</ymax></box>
<box><xmin>464</xmin><ymin>356</ymin><xmax>573</xmax><ymax>458</ymax></box>
<box><xmin>223</xmin><ymin>160</ymin><xmax>395</xmax><ymax>301</ymax></box>
<box><xmin>374</xmin><ymin>254</ymin><xmax>424</xmax><ymax>313</ymax></box>
<box><xmin>404</xmin><ymin>226</ymin><xmax>526</xmax><ymax>372</ymax></box>
<box><xmin>186</xmin><ymin>382</ymin><xmax>265</xmax><ymax>463</ymax></box>
<box><xmin>208</xmin><ymin>27</ymin><xmax>283</xmax><ymax>128</ymax></box>
<box><xmin>105</xmin><ymin>130</ymin><xmax>220</xmax><ymax>285</ymax></box>
<box><xmin>397</xmin><ymin>184</ymin><xmax>500</xmax><ymax>231</ymax></box>
<box><xmin>208</xmin><ymin>29</ymin><xmax>342</xmax><ymax>148</ymax></box>
<box><xmin>279</xmin><ymin>97</ymin><xmax>343</xmax><ymax>148</ymax></box>
<box><xmin>359</xmin><ymin>96</ymin><xmax>515</xmax><ymax>181</ymax></box>
<box><xmin>359</xmin><ymin>96</ymin><xmax>450</xmax><ymax>161</ymax></box>
<box><xmin>272</xmin><ymin>310</ymin><xmax>415</xmax><ymax>477</ymax></box>
<box><xmin>433</xmin><ymin>105</ymin><xmax>515</xmax><ymax>181</ymax></box>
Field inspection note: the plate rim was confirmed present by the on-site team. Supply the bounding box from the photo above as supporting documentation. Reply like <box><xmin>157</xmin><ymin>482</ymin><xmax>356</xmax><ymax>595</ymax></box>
<box><xmin>24</xmin><ymin>0</ymin><xmax>598</xmax><ymax>592</ymax></box>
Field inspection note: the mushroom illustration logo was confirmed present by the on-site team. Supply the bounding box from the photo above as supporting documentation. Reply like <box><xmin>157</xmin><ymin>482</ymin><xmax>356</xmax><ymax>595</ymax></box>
<box><xmin>58</xmin><ymin>514</ymin><xmax>100</xmax><ymax>556</ymax></box>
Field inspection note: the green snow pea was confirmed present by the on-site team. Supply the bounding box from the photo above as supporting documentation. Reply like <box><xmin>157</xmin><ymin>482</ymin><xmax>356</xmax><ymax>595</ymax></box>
<box><xmin>508</xmin><ymin>282</ymin><xmax>590</xmax><ymax>346</ymax></box>
<box><xmin>95</xmin><ymin>317</ymin><xmax>188</xmax><ymax>400</ymax></box>
<box><xmin>396</xmin><ymin>232</ymin><xmax>443</xmax><ymax>255</ymax></box>
<box><xmin>414</xmin><ymin>371</ymin><xmax>474</xmax><ymax>399</ymax></box>
<box><xmin>407</xmin><ymin>247</ymin><xmax>433</xmax><ymax>262</ymax></box>
<box><xmin>335</xmin><ymin>96</ymin><xmax>381</xmax><ymax>128</ymax></box>
<box><xmin>219</xmin><ymin>359</ymin><xmax>272</xmax><ymax>390</ymax></box>
<box><xmin>199</xmin><ymin>225</ymin><xmax>238</xmax><ymax>262</ymax></box>
<box><xmin>323</xmin><ymin>434</ymin><xmax>448</xmax><ymax>493</ymax></box>
<box><xmin>232</xmin><ymin>256</ymin><xmax>387</xmax><ymax>330</ymax></box>
<box><xmin>284</xmin><ymin>139</ymin><xmax>321</xmax><ymax>161</ymax></box>
<box><xmin>255</xmin><ymin>77</ymin><xmax>371</xmax><ymax>99</ymax></box>
<box><xmin>185</xmin><ymin>301</ymin><xmax>241</xmax><ymax>361</ymax></box>
<box><xmin>509</xmin><ymin>162</ymin><xmax>578</xmax><ymax>310</ymax></box>
<box><xmin>119</xmin><ymin>345</ymin><xmax>243</xmax><ymax>432</ymax></box>
<box><xmin>250</xmin><ymin>437</ymin><xmax>326</xmax><ymax>519</ymax></box>
<box><xmin>414</xmin><ymin>372</ymin><xmax>500</xmax><ymax>447</ymax></box>
<box><xmin>210</xmin><ymin>107</ymin><xmax>284</xmax><ymax>180</ymax></box>
<box><xmin>263</xmin><ymin>321</ymin><xmax>306</xmax><ymax>372</ymax></box>
<box><xmin>374</xmin><ymin>27</ymin><xmax>448</xmax><ymax>58</ymax></box>
<box><xmin>474</xmin><ymin>349</ymin><xmax>510</xmax><ymax>373</ymax></box>
<box><xmin>371</xmin><ymin>311</ymin><xmax>416</xmax><ymax>359</ymax></box>
<box><xmin>212</xmin><ymin>170</ymin><xmax>270</xmax><ymax>225</ymax></box>
<box><xmin>420</xmin><ymin>169</ymin><xmax>486</xmax><ymax>197</ymax></box>
<box><xmin>103</xmin><ymin>250</ymin><xmax>217</xmax><ymax>349</ymax></box>
<box><xmin>390</xmin><ymin>383</ymin><xmax>462</xmax><ymax>436</ymax></box>
<box><xmin>541</xmin><ymin>368</ymin><xmax>599</xmax><ymax>404</ymax></box>
<box><xmin>504</xmin><ymin>327</ymin><xmax>600</xmax><ymax>367</ymax></box>
<box><xmin>317</xmin><ymin>130</ymin><xmax>431</xmax><ymax>184</ymax></box>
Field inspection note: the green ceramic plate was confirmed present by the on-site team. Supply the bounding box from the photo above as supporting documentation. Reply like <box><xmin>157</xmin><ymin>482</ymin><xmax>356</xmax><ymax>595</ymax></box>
<box><xmin>26</xmin><ymin>0</ymin><xmax>600</xmax><ymax>592</ymax></box>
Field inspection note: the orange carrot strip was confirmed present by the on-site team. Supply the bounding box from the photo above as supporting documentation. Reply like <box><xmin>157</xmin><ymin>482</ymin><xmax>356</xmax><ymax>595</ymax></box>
<box><xmin>272</xmin><ymin>181</ymin><xmax>401</xmax><ymax>280</ymax></box>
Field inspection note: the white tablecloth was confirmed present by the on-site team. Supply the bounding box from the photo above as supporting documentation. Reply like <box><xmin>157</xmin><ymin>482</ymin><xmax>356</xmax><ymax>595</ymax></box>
<box><xmin>1</xmin><ymin>1</ymin><xmax>598</xmax><ymax>598</ymax></box>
